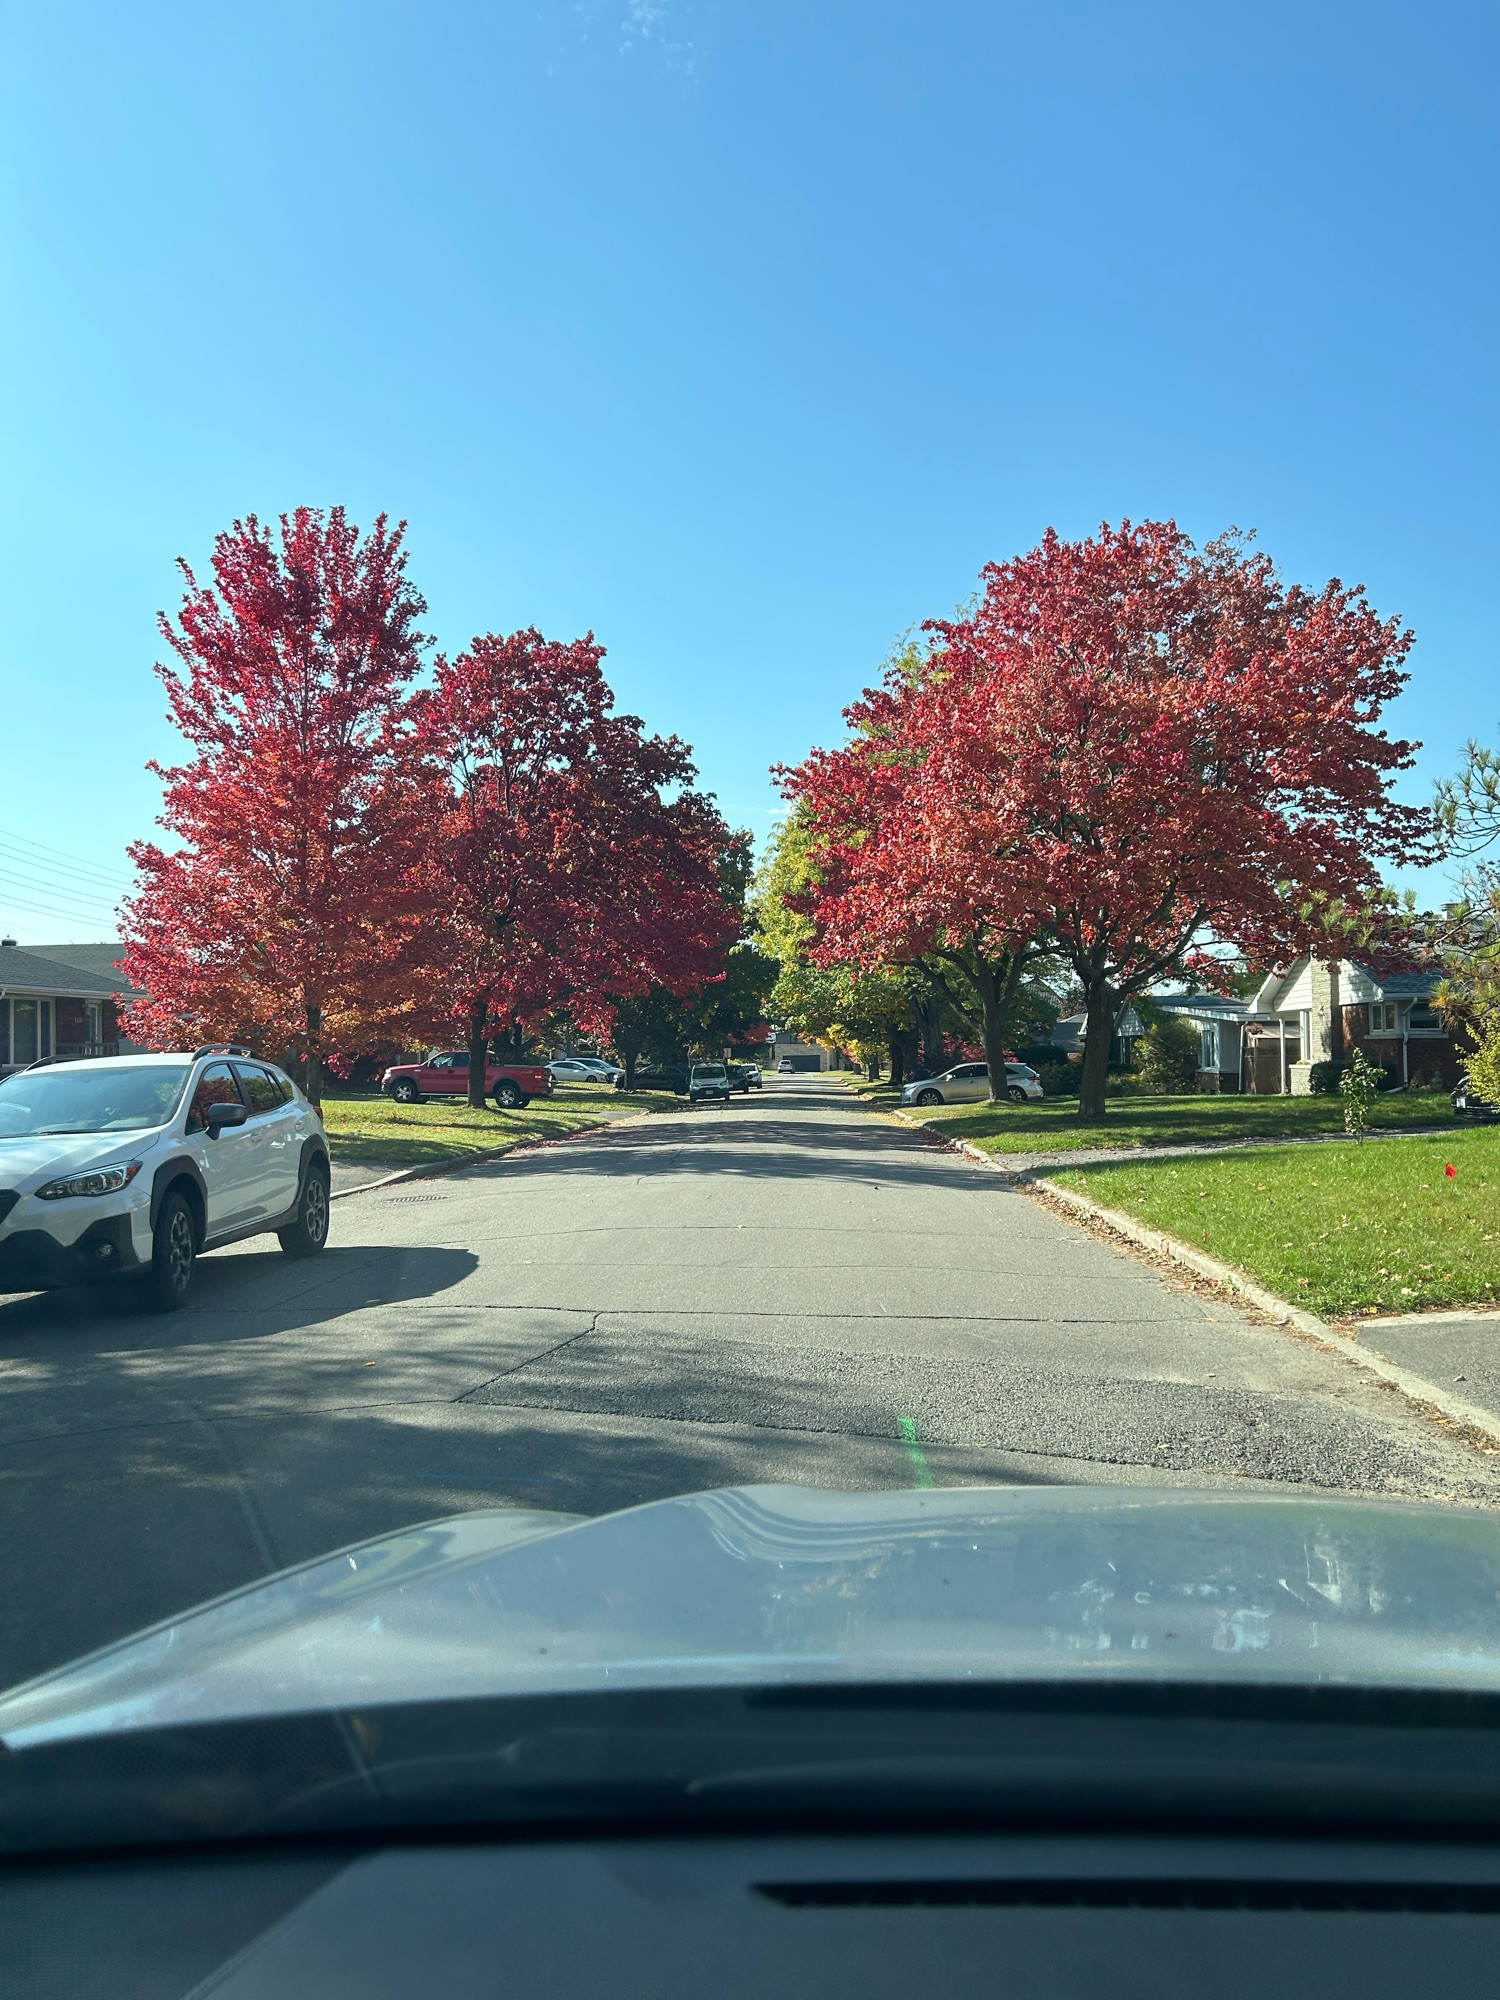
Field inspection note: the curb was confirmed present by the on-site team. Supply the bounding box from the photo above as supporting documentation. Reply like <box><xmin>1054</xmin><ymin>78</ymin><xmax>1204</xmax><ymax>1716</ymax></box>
<box><xmin>888</xmin><ymin>1107</ymin><xmax>1500</xmax><ymax>1456</ymax></box>
<box><xmin>328</xmin><ymin>1107</ymin><xmax>673</xmax><ymax>1202</ymax></box>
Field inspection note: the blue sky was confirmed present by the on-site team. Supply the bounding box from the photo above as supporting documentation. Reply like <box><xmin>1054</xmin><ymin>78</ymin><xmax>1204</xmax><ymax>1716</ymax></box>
<box><xmin>1</xmin><ymin>0</ymin><xmax>1494</xmax><ymax>940</ymax></box>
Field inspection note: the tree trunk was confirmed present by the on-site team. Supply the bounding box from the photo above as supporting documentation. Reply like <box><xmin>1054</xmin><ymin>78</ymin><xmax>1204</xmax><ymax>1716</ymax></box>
<box><xmin>973</xmin><ymin>950</ymin><xmax>1023</xmax><ymax>1102</ymax></box>
<box><xmin>888</xmin><ymin>1031</ymin><xmax>906</xmax><ymax>1089</ymax></box>
<box><xmin>303</xmin><ymin>1000</ymin><xmax>323</xmax><ymax>1111</ymax></box>
<box><xmin>914</xmin><ymin>988</ymin><xmax>945</xmax><ymax>1076</ymax></box>
<box><xmin>621</xmin><ymin>1045</ymin><xmax>641</xmax><ymax>1088</ymax></box>
<box><xmin>466</xmin><ymin>1002</ymin><xmax>490</xmax><ymax>1108</ymax></box>
<box><xmin>1077</xmin><ymin>980</ymin><xmax>1117</xmax><ymax>1122</ymax></box>
<box><xmin>865</xmin><ymin>1056</ymin><xmax>881</xmax><ymax>1079</ymax></box>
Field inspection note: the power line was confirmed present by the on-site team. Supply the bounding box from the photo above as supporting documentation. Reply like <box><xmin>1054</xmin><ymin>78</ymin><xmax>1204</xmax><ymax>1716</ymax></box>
<box><xmin>0</xmin><ymin>861</ymin><xmax>125</xmax><ymax>910</ymax></box>
<box><xmin>0</xmin><ymin>825</ymin><xmax>136</xmax><ymax>893</ymax></box>
<box><xmin>0</xmin><ymin>885</ymin><xmax>125</xmax><ymax>930</ymax></box>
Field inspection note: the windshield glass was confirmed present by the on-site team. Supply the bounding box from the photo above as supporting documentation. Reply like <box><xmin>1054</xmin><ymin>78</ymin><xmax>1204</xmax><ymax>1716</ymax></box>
<box><xmin>0</xmin><ymin>1065</ymin><xmax>188</xmax><ymax>1137</ymax></box>
<box><xmin>692</xmin><ymin>1065</ymin><xmax>726</xmax><ymax>1079</ymax></box>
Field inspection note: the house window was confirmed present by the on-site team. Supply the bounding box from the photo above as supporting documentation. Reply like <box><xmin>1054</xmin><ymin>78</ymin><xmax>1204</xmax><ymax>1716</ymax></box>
<box><xmin>1199</xmin><ymin>1024</ymin><xmax>1218</xmax><ymax>1071</ymax></box>
<box><xmin>1369</xmin><ymin>1001</ymin><xmax>1400</xmax><ymax>1035</ymax></box>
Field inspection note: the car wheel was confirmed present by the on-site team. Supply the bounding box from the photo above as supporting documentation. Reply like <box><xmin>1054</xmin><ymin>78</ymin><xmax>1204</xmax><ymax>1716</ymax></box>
<box><xmin>278</xmin><ymin>1160</ymin><xmax>330</xmax><ymax>1259</ymax></box>
<box><xmin>493</xmin><ymin>1082</ymin><xmax>525</xmax><ymax>1109</ymax></box>
<box><xmin>143</xmin><ymin>1191</ymin><xmax>197</xmax><ymax>1312</ymax></box>
<box><xmin>1007</xmin><ymin>1085</ymin><xmax>1028</xmax><ymax>1104</ymax></box>
<box><xmin>914</xmin><ymin>1089</ymin><xmax>942</xmax><ymax>1107</ymax></box>
<box><xmin>390</xmin><ymin>1080</ymin><xmax>421</xmax><ymax>1104</ymax></box>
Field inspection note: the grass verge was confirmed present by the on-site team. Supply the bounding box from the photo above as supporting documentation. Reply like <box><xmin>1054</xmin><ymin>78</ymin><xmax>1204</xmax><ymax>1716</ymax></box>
<box><xmin>1045</xmin><ymin>1127</ymin><xmax>1500</xmax><ymax>1318</ymax></box>
<box><xmin>319</xmin><ymin>1082</ymin><xmax>680</xmax><ymax>1169</ymax></box>
<box><xmin>853</xmin><ymin>1084</ymin><xmax>1461</xmax><ymax>1155</ymax></box>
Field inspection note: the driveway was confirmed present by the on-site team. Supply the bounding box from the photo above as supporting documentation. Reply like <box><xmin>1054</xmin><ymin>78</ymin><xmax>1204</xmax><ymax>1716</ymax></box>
<box><xmin>1</xmin><ymin>1074</ymin><xmax>1495</xmax><ymax>1688</ymax></box>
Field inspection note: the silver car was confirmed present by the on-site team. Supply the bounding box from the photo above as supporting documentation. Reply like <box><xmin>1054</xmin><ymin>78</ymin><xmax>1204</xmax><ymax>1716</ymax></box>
<box><xmin>901</xmin><ymin>1060</ymin><xmax>1043</xmax><ymax>1108</ymax></box>
<box><xmin>547</xmin><ymin>1056</ymin><xmax>625</xmax><ymax>1086</ymax></box>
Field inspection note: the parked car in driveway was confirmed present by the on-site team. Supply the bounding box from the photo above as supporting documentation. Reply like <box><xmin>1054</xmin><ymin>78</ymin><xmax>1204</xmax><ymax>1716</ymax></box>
<box><xmin>688</xmin><ymin>1063</ymin><xmax>732</xmax><ymax>1105</ymax></box>
<box><xmin>0</xmin><ymin>1047</ymin><xmax>330</xmax><ymax>1311</ymax></box>
<box><xmin>623</xmin><ymin>1065</ymin><xmax>689</xmax><ymax>1095</ymax></box>
<box><xmin>775</xmin><ymin>1057</ymin><xmax>794</xmax><ymax>1073</ymax></box>
<box><xmin>380</xmin><ymin>1052</ymin><xmax>554</xmax><ymax>1109</ymax></box>
<box><xmin>1453</xmin><ymin>1072</ymin><xmax>1497</xmax><ymax>1121</ymax></box>
<box><xmin>901</xmin><ymin>1060</ymin><xmax>1043</xmax><ymax>1108</ymax></box>
<box><xmin>726</xmin><ymin>1062</ymin><xmax>761</xmax><ymax>1093</ymax></box>
<box><xmin>548</xmin><ymin>1056</ymin><xmax>625</xmax><ymax>1087</ymax></box>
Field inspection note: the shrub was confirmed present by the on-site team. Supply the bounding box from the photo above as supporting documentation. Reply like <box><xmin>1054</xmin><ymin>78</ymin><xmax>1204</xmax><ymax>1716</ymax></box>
<box><xmin>1307</xmin><ymin>1059</ymin><xmax>1348</xmax><ymax>1095</ymax></box>
<box><xmin>1339</xmin><ymin>1047</ymin><xmax>1385</xmax><ymax>1139</ymax></box>
<box><xmin>1035</xmin><ymin>1059</ymin><xmax>1075</xmax><ymax>1098</ymax></box>
<box><xmin>1135</xmin><ymin>1016</ymin><xmax>1200</xmax><ymax>1094</ymax></box>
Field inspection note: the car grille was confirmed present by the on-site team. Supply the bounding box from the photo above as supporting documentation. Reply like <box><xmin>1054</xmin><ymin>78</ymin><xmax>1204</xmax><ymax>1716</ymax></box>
<box><xmin>0</xmin><ymin>1191</ymin><xmax>18</xmax><ymax>1228</ymax></box>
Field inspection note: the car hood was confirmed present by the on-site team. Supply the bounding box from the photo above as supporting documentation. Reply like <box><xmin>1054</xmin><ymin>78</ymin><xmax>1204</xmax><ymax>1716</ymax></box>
<box><xmin>0</xmin><ymin>1129</ymin><xmax>163</xmax><ymax>1192</ymax></box>
<box><xmin>5</xmin><ymin>1485</ymin><xmax>1500</xmax><ymax>1749</ymax></box>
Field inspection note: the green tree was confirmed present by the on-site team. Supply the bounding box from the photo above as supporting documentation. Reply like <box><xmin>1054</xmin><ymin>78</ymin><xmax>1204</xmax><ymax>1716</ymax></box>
<box><xmin>1135</xmin><ymin>1015</ymin><xmax>1201</xmax><ymax>1094</ymax></box>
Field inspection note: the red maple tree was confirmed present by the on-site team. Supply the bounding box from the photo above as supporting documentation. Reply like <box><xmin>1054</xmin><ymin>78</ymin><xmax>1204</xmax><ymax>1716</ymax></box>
<box><xmin>406</xmin><ymin>628</ymin><xmax>736</xmax><ymax>1105</ymax></box>
<box><xmin>785</xmin><ymin>522</ymin><xmax>1432</xmax><ymax>1120</ymax></box>
<box><xmin>120</xmin><ymin>508</ymin><xmax>429</xmax><ymax>1104</ymax></box>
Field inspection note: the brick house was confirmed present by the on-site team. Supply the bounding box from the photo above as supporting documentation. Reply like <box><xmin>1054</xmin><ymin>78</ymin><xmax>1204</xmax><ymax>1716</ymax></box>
<box><xmin>0</xmin><ymin>939</ymin><xmax>141</xmax><ymax>1078</ymax></box>
<box><xmin>1245</xmin><ymin>957</ymin><xmax>1460</xmax><ymax>1094</ymax></box>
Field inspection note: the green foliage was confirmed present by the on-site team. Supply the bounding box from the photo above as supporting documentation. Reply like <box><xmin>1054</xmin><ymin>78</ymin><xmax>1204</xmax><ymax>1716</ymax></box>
<box><xmin>1033</xmin><ymin>1059</ymin><xmax>1075</xmax><ymax>1098</ymax></box>
<box><xmin>1339</xmin><ymin>1047</ymin><xmax>1385</xmax><ymax>1138</ymax></box>
<box><xmin>1135</xmin><ymin>1015</ymin><xmax>1201</xmax><ymax>1093</ymax></box>
<box><xmin>1307</xmin><ymin>1059</ymin><xmax>1348</xmax><ymax>1095</ymax></box>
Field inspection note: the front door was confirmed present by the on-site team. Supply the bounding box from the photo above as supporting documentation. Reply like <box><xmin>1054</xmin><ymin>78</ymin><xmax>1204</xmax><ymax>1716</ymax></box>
<box><xmin>185</xmin><ymin>1062</ymin><xmax>259</xmax><ymax>1234</ymax></box>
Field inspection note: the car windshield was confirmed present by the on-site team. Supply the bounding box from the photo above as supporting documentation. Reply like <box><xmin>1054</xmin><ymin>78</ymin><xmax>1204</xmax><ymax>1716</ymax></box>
<box><xmin>0</xmin><ymin>1065</ymin><xmax>189</xmax><ymax>1137</ymax></box>
<box><xmin>692</xmin><ymin>1065</ymin><xmax>726</xmax><ymax>1079</ymax></box>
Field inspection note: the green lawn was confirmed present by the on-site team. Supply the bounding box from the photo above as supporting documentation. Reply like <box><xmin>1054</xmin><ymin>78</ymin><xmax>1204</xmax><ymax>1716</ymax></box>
<box><xmin>852</xmin><ymin>1082</ymin><xmax>1461</xmax><ymax>1155</ymax></box>
<box><xmin>319</xmin><ymin>1081</ymin><xmax>681</xmax><ymax>1168</ymax></box>
<box><xmin>1046</xmin><ymin>1127</ymin><xmax>1500</xmax><ymax>1318</ymax></box>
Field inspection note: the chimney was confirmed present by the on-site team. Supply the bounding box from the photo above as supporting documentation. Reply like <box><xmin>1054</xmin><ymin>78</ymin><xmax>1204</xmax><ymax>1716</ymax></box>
<box><xmin>1308</xmin><ymin>959</ymin><xmax>1344</xmax><ymax>1063</ymax></box>
<box><xmin>0</xmin><ymin>937</ymin><xmax>17</xmax><ymax>949</ymax></box>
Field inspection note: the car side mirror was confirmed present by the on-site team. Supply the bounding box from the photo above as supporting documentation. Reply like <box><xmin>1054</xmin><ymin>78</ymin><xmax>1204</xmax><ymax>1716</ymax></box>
<box><xmin>206</xmin><ymin>1100</ymin><xmax>248</xmax><ymax>1135</ymax></box>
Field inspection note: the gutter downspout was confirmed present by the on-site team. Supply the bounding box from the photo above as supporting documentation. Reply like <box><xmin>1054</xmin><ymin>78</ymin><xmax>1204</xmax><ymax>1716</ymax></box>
<box><xmin>1279</xmin><ymin>1015</ymin><xmax>1287</xmax><ymax>1095</ymax></box>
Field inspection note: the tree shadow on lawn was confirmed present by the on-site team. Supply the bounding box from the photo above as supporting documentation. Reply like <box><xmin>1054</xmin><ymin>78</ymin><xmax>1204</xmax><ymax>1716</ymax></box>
<box><xmin>921</xmin><ymin>1090</ymin><xmax>1458</xmax><ymax>1150</ymax></box>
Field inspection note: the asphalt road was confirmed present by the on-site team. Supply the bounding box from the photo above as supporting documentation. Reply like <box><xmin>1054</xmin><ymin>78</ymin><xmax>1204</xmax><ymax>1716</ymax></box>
<box><xmin>2</xmin><ymin>1073</ymin><xmax>1496</xmax><ymax>1689</ymax></box>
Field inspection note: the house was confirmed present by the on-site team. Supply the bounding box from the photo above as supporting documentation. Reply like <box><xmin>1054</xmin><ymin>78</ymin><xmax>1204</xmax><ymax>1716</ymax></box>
<box><xmin>1245</xmin><ymin>957</ymin><xmax>1459</xmax><ymax>1094</ymax></box>
<box><xmin>1148</xmin><ymin>992</ymin><xmax>1252</xmax><ymax>1094</ymax></box>
<box><xmin>1049</xmin><ymin>1002</ymin><xmax>1145</xmax><ymax>1067</ymax></box>
<box><xmin>0</xmin><ymin>938</ymin><xmax>141</xmax><ymax>1077</ymax></box>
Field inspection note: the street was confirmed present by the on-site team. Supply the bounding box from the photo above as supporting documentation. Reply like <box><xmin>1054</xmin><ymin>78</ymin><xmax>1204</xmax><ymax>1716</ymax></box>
<box><xmin>1</xmin><ymin>1073</ymin><xmax>1496</xmax><ymax>1691</ymax></box>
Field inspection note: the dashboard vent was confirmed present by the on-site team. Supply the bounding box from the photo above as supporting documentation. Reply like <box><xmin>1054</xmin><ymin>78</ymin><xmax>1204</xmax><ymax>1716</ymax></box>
<box><xmin>758</xmin><ymin>1879</ymin><xmax>1500</xmax><ymax>1913</ymax></box>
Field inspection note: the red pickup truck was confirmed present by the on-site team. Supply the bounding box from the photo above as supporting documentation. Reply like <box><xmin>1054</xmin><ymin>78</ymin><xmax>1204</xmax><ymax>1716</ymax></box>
<box><xmin>380</xmin><ymin>1052</ymin><xmax>555</xmax><ymax>1109</ymax></box>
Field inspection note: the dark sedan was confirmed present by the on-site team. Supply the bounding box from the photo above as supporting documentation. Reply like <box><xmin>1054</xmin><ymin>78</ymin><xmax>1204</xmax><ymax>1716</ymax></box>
<box><xmin>1453</xmin><ymin>1072</ymin><xmax>1498</xmax><ymax>1120</ymax></box>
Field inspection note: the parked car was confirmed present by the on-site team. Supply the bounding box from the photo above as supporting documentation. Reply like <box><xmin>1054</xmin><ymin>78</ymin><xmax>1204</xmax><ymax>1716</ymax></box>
<box><xmin>1453</xmin><ymin>1072</ymin><xmax>1497</xmax><ymax>1121</ymax></box>
<box><xmin>726</xmin><ymin>1062</ymin><xmax>762</xmax><ymax>1093</ymax></box>
<box><xmin>624</xmin><ymin>1065</ymin><xmax>689</xmax><ymax>1094</ymax></box>
<box><xmin>547</xmin><ymin>1056</ymin><xmax>626</xmax><ymax>1087</ymax></box>
<box><xmin>688</xmin><ymin>1062</ymin><xmax>732</xmax><ymax>1105</ymax></box>
<box><xmin>0</xmin><ymin>1047</ymin><xmax>330</xmax><ymax>1311</ymax></box>
<box><xmin>775</xmin><ymin>1057</ymin><xmax>795</xmax><ymax>1073</ymax></box>
<box><xmin>901</xmin><ymin>1060</ymin><xmax>1044</xmax><ymax>1108</ymax></box>
<box><xmin>380</xmin><ymin>1051</ymin><xmax>554</xmax><ymax>1110</ymax></box>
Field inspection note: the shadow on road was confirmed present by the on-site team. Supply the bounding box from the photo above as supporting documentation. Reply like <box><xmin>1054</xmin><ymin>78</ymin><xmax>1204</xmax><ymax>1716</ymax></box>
<box><xmin>0</xmin><ymin>1243</ymin><xmax>480</xmax><ymax>1355</ymax></box>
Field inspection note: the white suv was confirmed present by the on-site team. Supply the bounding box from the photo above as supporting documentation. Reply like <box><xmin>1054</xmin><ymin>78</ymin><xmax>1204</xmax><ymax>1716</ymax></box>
<box><xmin>0</xmin><ymin>1047</ymin><xmax>330</xmax><ymax>1311</ymax></box>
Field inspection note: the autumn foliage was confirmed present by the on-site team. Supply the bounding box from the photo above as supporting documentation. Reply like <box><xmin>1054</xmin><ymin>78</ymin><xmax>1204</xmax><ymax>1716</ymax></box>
<box><xmin>122</xmin><ymin>511</ymin><xmax>741</xmax><ymax>1102</ymax></box>
<box><xmin>784</xmin><ymin>522</ymin><xmax>1431</xmax><ymax>1118</ymax></box>
<box><xmin>121</xmin><ymin>508</ymin><xmax>430</xmax><ymax>1102</ymax></box>
<box><xmin>403</xmin><ymin>629</ymin><xmax>737</xmax><ymax>1105</ymax></box>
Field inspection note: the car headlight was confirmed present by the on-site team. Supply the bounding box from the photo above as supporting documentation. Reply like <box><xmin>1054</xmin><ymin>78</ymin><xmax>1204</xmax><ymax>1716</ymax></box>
<box><xmin>36</xmin><ymin>1161</ymin><xmax>143</xmax><ymax>1201</ymax></box>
